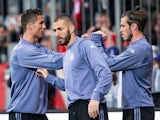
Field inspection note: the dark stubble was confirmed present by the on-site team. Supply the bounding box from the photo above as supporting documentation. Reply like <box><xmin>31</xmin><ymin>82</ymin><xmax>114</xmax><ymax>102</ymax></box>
<box><xmin>125</xmin><ymin>27</ymin><xmax>133</xmax><ymax>41</ymax></box>
<box><xmin>59</xmin><ymin>30</ymin><xmax>71</xmax><ymax>46</ymax></box>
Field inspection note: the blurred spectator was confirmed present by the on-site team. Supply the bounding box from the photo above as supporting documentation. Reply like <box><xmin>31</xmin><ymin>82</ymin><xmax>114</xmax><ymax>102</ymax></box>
<box><xmin>15</xmin><ymin>14</ymin><xmax>23</xmax><ymax>37</ymax></box>
<box><xmin>5</xmin><ymin>15</ymin><xmax>19</xmax><ymax>42</ymax></box>
<box><xmin>39</xmin><ymin>30</ymin><xmax>53</xmax><ymax>50</ymax></box>
<box><xmin>152</xmin><ymin>52</ymin><xmax>160</xmax><ymax>107</ymax></box>
<box><xmin>0</xmin><ymin>24</ymin><xmax>8</xmax><ymax>63</ymax></box>
<box><xmin>39</xmin><ymin>29</ymin><xmax>56</xmax><ymax>109</ymax></box>
<box><xmin>106</xmin><ymin>72</ymin><xmax>119</xmax><ymax>108</ymax></box>
<box><xmin>85</xmin><ymin>13</ymin><xmax>119</xmax><ymax>55</ymax></box>
<box><xmin>153</xmin><ymin>13</ymin><xmax>160</xmax><ymax>46</ymax></box>
<box><xmin>151</xmin><ymin>16</ymin><xmax>158</xmax><ymax>45</ymax></box>
<box><xmin>99</xmin><ymin>14</ymin><xmax>119</xmax><ymax>55</ymax></box>
<box><xmin>44</xmin><ymin>2</ymin><xmax>51</xmax><ymax>29</ymax></box>
<box><xmin>86</xmin><ymin>13</ymin><xmax>101</xmax><ymax>34</ymax></box>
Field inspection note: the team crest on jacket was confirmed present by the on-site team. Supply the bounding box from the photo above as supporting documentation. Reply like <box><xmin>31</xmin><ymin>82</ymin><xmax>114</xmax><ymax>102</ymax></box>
<box><xmin>90</xmin><ymin>44</ymin><xmax>96</xmax><ymax>49</ymax></box>
<box><xmin>129</xmin><ymin>49</ymin><xmax>135</xmax><ymax>54</ymax></box>
<box><xmin>70</xmin><ymin>52</ymin><xmax>74</xmax><ymax>60</ymax></box>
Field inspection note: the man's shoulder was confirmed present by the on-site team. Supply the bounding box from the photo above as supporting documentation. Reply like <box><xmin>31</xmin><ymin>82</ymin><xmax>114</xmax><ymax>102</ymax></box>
<box><xmin>78</xmin><ymin>37</ymin><xmax>94</xmax><ymax>46</ymax></box>
<box><xmin>132</xmin><ymin>40</ymin><xmax>150</xmax><ymax>52</ymax></box>
<box><xmin>12</xmin><ymin>42</ymin><xmax>38</xmax><ymax>57</ymax></box>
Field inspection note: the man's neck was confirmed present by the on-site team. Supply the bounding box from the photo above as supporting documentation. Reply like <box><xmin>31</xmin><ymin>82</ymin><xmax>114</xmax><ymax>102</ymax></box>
<box><xmin>131</xmin><ymin>32</ymin><xmax>144</xmax><ymax>43</ymax></box>
<box><xmin>66</xmin><ymin>34</ymin><xmax>77</xmax><ymax>48</ymax></box>
<box><xmin>23</xmin><ymin>32</ymin><xmax>37</xmax><ymax>43</ymax></box>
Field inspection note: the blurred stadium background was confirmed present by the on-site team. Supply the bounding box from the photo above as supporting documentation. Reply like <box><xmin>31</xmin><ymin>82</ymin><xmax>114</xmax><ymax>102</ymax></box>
<box><xmin>0</xmin><ymin>0</ymin><xmax>160</xmax><ymax>119</ymax></box>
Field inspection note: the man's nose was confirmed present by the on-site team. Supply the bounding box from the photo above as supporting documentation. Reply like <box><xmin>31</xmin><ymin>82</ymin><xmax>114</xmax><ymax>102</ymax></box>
<box><xmin>43</xmin><ymin>23</ymin><xmax>46</xmax><ymax>29</ymax></box>
<box><xmin>119</xmin><ymin>27</ymin><xmax>122</xmax><ymax>32</ymax></box>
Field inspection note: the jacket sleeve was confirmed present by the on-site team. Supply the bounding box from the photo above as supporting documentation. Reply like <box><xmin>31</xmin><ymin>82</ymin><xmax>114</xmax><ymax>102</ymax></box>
<box><xmin>46</xmin><ymin>74</ymin><xmax>65</xmax><ymax>91</ymax></box>
<box><xmin>16</xmin><ymin>45</ymin><xmax>63</xmax><ymax>70</ymax></box>
<box><xmin>78</xmin><ymin>39</ymin><xmax>112</xmax><ymax>101</ymax></box>
<box><xmin>91</xmin><ymin>34</ymin><xmax>145</xmax><ymax>72</ymax></box>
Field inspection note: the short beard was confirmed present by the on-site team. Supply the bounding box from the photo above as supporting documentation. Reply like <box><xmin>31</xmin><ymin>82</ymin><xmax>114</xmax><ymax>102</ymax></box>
<box><xmin>60</xmin><ymin>30</ymin><xmax>71</xmax><ymax>46</ymax></box>
<box><xmin>125</xmin><ymin>33</ymin><xmax>133</xmax><ymax>41</ymax></box>
<box><xmin>124</xmin><ymin>28</ymin><xmax>133</xmax><ymax>41</ymax></box>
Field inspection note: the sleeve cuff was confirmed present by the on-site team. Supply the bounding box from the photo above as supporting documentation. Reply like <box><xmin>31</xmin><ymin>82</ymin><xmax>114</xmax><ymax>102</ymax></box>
<box><xmin>91</xmin><ymin>34</ymin><xmax>103</xmax><ymax>43</ymax></box>
<box><xmin>91</xmin><ymin>91</ymin><xmax>103</xmax><ymax>101</ymax></box>
<box><xmin>46</xmin><ymin>74</ymin><xmax>56</xmax><ymax>85</ymax></box>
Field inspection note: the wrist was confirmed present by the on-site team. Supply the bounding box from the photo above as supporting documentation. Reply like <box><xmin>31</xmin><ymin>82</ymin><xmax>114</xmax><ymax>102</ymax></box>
<box><xmin>91</xmin><ymin>34</ymin><xmax>103</xmax><ymax>42</ymax></box>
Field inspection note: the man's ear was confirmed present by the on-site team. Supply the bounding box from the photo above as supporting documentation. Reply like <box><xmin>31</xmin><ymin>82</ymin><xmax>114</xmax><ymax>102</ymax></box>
<box><xmin>69</xmin><ymin>25</ymin><xmax>75</xmax><ymax>33</ymax></box>
<box><xmin>131</xmin><ymin>23</ymin><xmax>138</xmax><ymax>31</ymax></box>
<box><xmin>26</xmin><ymin>23</ymin><xmax>33</xmax><ymax>30</ymax></box>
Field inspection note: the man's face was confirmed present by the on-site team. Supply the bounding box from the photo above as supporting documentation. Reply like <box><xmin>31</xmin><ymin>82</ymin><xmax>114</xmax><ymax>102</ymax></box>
<box><xmin>0</xmin><ymin>27</ymin><xmax>7</xmax><ymax>42</ymax></box>
<box><xmin>100</xmin><ymin>15</ymin><xmax>110</xmax><ymax>29</ymax></box>
<box><xmin>120</xmin><ymin>16</ymin><xmax>133</xmax><ymax>41</ymax></box>
<box><xmin>53</xmin><ymin>20</ymin><xmax>71</xmax><ymax>46</ymax></box>
<box><xmin>31</xmin><ymin>15</ymin><xmax>46</xmax><ymax>38</ymax></box>
<box><xmin>157</xmin><ymin>61</ymin><xmax>160</xmax><ymax>69</ymax></box>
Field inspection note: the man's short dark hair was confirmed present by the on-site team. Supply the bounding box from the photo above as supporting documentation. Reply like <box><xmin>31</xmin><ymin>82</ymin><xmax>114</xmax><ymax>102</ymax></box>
<box><xmin>54</xmin><ymin>14</ymin><xmax>75</xmax><ymax>26</ymax></box>
<box><xmin>21</xmin><ymin>8</ymin><xmax>43</xmax><ymax>32</ymax></box>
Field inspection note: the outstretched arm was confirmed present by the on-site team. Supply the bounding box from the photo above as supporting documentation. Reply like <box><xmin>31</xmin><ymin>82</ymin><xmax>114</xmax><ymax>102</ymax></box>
<box><xmin>36</xmin><ymin>69</ymin><xmax>65</xmax><ymax>91</ymax></box>
<box><xmin>91</xmin><ymin>33</ymin><xmax>145</xmax><ymax>71</ymax></box>
<box><xmin>17</xmin><ymin>45</ymin><xmax>63</xmax><ymax>70</ymax></box>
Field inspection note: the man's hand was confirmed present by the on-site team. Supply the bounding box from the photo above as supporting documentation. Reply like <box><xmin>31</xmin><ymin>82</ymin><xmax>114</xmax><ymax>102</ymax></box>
<box><xmin>81</xmin><ymin>33</ymin><xmax>90</xmax><ymax>39</ymax></box>
<box><xmin>88</xmin><ymin>100</ymin><xmax>100</xmax><ymax>119</ymax></box>
<box><xmin>36</xmin><ymin>69</ymin><xmax>49</xmax><ymax>79</ymax></box>
<box><xmin>92</xmin><ymin>29</ymin><xmax>107</xmax><ymax>40</ymax></box>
